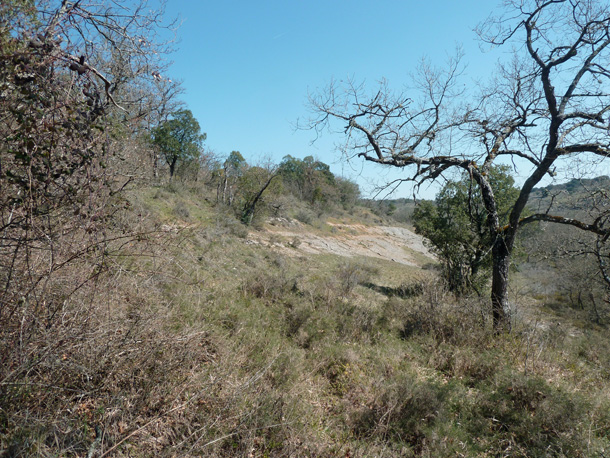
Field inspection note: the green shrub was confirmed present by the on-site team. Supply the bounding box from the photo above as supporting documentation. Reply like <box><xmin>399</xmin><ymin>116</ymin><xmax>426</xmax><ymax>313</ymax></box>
<box><xmin>335</xmin><ymin>261</ymin><xmax>380</xmax><ymax>296</ymax></box>
<box><xmin>467</xmin><ymin>370</ymin><xmax>589</xmax><ymax>456</ymax></box>
<box><xmin>295</xmin><ymin>209</ymin><xmax>314</xmax><ymax>225</ymax></box>
<box><xmin>241</xmin><ymin>269</ymin><xmax>298</xmax><ymax>303</ymax></box>
<box><xmin>211</xmin><ymin>212</ymin><xmax>249</xmax><ymax>239</ymax></box>
<box><xmin>430</xmin><ymin>345</ymin><xmax>499</xmax><ymax>385</ymax></box>
<box><xmin>173</xmin><ymin>200</ymin><xmax>191</xmax><ymax>219</ymax></box>
<box><xmin>349</xmin><ymin>372</ymin><xmax>447</xmax><ymax>450</ymax></box>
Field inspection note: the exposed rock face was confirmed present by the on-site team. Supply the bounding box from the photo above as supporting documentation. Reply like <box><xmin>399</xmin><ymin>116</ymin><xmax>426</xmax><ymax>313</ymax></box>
<box><xmin>250</xmin><ymin>221</ymin><xmax>434</xmax><ymax>266</ymax></box>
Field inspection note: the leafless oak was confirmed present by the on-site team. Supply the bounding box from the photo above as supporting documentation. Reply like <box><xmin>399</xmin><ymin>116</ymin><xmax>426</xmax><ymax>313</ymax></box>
<box><xmin>307</xmin><ymin>0</ymin><xmax>610</xmax><ymax>330</ymax></box>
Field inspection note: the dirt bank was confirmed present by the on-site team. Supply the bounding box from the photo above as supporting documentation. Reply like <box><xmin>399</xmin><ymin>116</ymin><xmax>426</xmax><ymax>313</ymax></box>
<box><xmin>248</xmin><ymin>219</ymin><xmax>435</xmax><ymax>267</ymax></box>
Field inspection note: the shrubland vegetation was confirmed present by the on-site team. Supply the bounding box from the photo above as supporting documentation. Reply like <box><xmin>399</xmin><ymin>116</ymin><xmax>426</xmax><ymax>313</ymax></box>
<box><xmin>2</xmin><ymin>1</ymin><xmax>610</xmax><ymax>457</ymax></box>
<box><xmin>7</xmin><ymin>174</ymin><xmax>610</xmax><ymax>457</ymax></box>
<box><xmin>520</xmin><ymin>177</ymin><xmax>610</xmax><ymax>325</ymax></box>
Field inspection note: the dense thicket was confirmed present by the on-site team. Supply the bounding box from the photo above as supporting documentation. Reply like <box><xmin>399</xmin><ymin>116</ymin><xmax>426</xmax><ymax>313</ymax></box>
<box><xmin>0</xmin><ymin>0</ymin><xmax>179</xmax><ymax>311</ymax></box>
<box><xmin>0</xmin><ymin>1</ymin><xmax>182</xmax><ymax>454</ymax></box>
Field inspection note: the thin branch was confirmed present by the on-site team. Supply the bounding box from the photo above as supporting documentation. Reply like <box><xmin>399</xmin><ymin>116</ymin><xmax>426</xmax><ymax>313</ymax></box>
<box><xmin>518</xmin><ymin>213</ymin><xmax>610</xmax><ymax>236</ymax></box>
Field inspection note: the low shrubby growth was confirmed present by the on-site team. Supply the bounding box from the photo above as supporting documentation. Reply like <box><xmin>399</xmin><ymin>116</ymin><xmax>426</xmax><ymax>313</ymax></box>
<box><xmin>3</xmin><ymin>184</ymin><xmax>610</xmax><ymax>457</ymax></box>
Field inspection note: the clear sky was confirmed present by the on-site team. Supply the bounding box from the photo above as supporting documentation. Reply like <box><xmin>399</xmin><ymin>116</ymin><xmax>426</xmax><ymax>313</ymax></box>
<box><xmin>162</xmin><ymin>1</ymin><xmax>505</xmax><ymax>199</ymax></box>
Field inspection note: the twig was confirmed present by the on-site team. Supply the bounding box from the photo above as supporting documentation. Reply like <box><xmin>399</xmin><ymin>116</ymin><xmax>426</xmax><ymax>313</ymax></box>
<box><xmin>99</xmin><ymin>399</ymin><xmax>193</xmax><ymax>457</ymax></box>
<box><xmin>198</xmin><ymin>422</ymin><xmax>294</xmax><ymax>449</ymax></box>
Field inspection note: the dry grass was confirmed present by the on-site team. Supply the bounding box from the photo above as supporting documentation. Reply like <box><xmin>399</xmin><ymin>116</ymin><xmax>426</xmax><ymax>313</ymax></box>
<box><xmin>2</xmin><ymin>183</ymin><xmax>610</xmax><ymax>457</ymax></box>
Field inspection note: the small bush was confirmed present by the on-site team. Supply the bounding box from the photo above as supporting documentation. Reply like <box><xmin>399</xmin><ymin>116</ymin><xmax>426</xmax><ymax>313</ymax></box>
<box><xmin>336</xmin><ymin>261</ymin><xmax>380</xmax><ymax>296</ymax></box>
<box><xmin>284</xmin><ymin>304</ymin><xmax>312</xmax><ymax>339</ymax></box>
<box><xmin>350</xmin><ymin>372</ymin><xmax>446</xmax><ymax>449</ymax></box>
<box><xmin>335</xmin><ymin>302</ymin><xmax>381</xmax><ymax>343</ymax></box>
<box><xmin>288</xmin><ymin>236</ymin><xmax>301</xmax><ymax>248</ymax></box>
<box><xmin>396</xmin><ymin>286</ymin><xmax>490</xmax><ymax>346</ymax></box>
<box><xmin>241</xmin><ymin>269</ymin><xmax>298</xmax><ymax>303</ymax></box>
<box><xmin>211</xmin><ymin>213</ymin><xmax>249</xmax><ymax>239</ymax></box>
<box><xmin>429</xmin><ymin>345</ymin><xmax>499</xmax><ymax>384</ymax></box>
<box><xmin>467</xmin><ymin>370</ymin><xmax>590</xmax><ymax>456</ymax></box>
<box><xmin>294</xmin><ymin>209</ymin><xmax>314</xmax><ymax>225</ymax></box>
<box><xmin>173</xmin><ymin>200</ymin><xmax>191</xmax><ymax>219</ymax></box>
<box><xmin>319</xmin><ymin>354</ymin><xmax>355</xmax><ymax>397</ymax></box>
<box><xmin>393</xmin><ymin>281</ymin><xmax>425</xmax><ymax>298</ymax></box>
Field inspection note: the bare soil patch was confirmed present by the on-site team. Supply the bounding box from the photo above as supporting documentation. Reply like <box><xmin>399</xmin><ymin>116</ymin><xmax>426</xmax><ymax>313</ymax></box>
<box><xmin>248</xmin><ymin>218</ymin><xmax>435</xmax><ymax>267</ymax></box>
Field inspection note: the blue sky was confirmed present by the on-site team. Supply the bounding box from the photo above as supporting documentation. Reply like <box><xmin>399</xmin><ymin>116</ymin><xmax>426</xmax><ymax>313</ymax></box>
<box><xmin>163</xmin><ymin>1</ymin><xmax>504</xmax><ymax>198</ymax></box>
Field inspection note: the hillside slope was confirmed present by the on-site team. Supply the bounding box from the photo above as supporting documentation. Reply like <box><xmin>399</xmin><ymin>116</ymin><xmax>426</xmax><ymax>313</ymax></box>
<box><xmin>3</xmin><ymin>183</ymin><xmax>610</xmax><ymax>458</ymax></box>
<box><xmin>250</xmin><ymin>219</ymin><xmax>434</xmax><ymax>266</ymax></box>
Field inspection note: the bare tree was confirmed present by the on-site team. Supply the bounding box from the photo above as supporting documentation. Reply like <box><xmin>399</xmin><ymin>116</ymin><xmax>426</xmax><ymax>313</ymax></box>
<box><xmin>583</xmin><ymin>186</ymin><xmax>610</xmax><ymax>314</ymax></box>
<box><xmin>307</xmin><ymin>0</ymin><xmax>610</xmax><ymax>331</ymax></box>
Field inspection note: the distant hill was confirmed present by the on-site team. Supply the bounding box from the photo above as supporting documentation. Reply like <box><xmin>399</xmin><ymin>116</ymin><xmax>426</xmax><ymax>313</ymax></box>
<box><xmin>528</xmin><ymin>175</ymin><xmax>609</xmax><ymax>217</ymax></box>
<box><xmin>532</xmin><ymin>175</ymin><xmax>610</xmax><ymax>196</ymax></box>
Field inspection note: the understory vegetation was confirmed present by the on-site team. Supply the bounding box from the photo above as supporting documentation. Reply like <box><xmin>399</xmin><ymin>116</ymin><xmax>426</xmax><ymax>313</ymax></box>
<box><xmin>2</xmin><ymin>1</ymin><xmax>610</xmax><ymax>457</ymax></box>
<box><xmin>3</xmin><ymin>179</ymin><xmax>610</xmax><ymax>457</ymax></box>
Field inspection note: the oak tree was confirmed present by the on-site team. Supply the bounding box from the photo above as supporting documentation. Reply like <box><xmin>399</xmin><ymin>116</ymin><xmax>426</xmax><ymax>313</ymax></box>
<box><xmin>308</xmin><ymin>0</ymin><xmax>610</xmax><ymax>330</ymax></box>
<box><xmin>151</xmin><ymin>109</ymin><xmax>206</xmax><ymax>178</ymax></box>
<box><xmin>413</xmin><ymin>166</ymin><xmax>520</xmax><ymax>295</ymax></box>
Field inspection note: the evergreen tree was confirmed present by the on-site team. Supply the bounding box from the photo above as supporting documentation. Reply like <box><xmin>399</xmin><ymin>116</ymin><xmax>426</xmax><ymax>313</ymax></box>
<box><xmin>151</xmin><ymin>109</ymin><xmax>206</xmax><ymax>178</ymax></box>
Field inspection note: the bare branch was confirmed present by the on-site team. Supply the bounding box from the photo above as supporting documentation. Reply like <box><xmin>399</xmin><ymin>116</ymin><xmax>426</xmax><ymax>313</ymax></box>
<box><xmin>307</xmin><ymin>0</ymin><xmax>610</xmax><ymax>330</ymax></box>
<box><xmin>518</xmin><ymin>213</ymin><xmax>610</xmax><ymax>236</ymax></box>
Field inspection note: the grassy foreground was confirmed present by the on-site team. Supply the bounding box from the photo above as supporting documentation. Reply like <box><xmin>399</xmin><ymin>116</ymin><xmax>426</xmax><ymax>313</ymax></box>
<box><xmin>2</xmin><ymin>183</ymin><xmax>610</xmax><ymax>457</ymax></box>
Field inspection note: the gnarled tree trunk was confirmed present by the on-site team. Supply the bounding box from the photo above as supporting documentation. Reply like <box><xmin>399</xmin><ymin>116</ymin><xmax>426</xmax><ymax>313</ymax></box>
<box><xmin>491</xmin><ymin>236</ymin><xmax>511</xmax><ymax>331</ymax></box>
